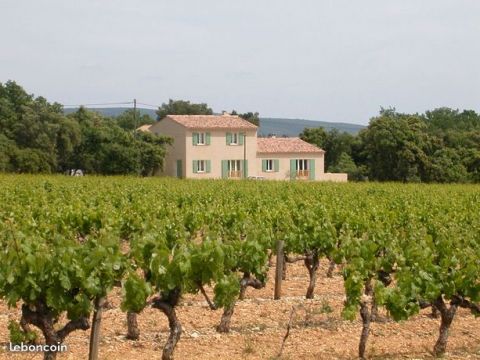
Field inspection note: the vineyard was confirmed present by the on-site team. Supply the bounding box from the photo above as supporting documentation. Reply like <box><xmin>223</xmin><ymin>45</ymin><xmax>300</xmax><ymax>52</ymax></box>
<box><xmin>0</xmin><ymin>175</ymin><xmax>479</xmax><ymax>360</ymax></box>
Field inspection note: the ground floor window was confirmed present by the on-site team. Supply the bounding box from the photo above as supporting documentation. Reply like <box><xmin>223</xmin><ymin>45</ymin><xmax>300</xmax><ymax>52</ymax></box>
<box><xmin>265</xmin><ymin>159</ymin><xmax>273</xmax><ymax>171</ymax></box>
<box><xmin>296</xmin><ymin>159</ymin><xmax>309</xmax><ymax>171</ymax></box>
<box><xmin>228</xmin><ymin>160</ymin><xmax>242</xmax><ymax>177</ymax></box>
<box><xmin>197</xmin><ymin>160</ymin><xmax>206</xmax><ymax>173</ymax></box>
<box><xmin>294</xmin><ymin>159</ymin><xmax>310</xmax><ymax>178</ymax></box>
<box><xmin>193</xmin><ymin>160</ymin><xmax>210</xmax><ymax>174</ymax></box>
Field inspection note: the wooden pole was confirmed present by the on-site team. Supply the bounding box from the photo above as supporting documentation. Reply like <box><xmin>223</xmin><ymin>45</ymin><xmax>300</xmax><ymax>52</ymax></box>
<box><xmin>274</xmin><ymin>240</ymin><xmax>284</xmax><ymax>300</ymax></box>
<box><xmin>88</xmin><ymin>296</ymin><xmax>106</xmax><ymax>360</ymax></box>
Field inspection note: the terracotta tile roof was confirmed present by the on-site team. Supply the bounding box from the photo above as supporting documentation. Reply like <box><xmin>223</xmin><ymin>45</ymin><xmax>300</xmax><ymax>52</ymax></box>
<box><xmin>165</xmin><ymin>114</ymin><xmax>257</xmax><ymax>130</ymax></box>
<box><xmin>137</xmin><ymin>124</ymin><xmax>152</xmax><ymax>132</ymax></box>
<box><xmin>257</xmin><ymin>137</ymin><xmax>325</xmax><ymax>154</ymax></box>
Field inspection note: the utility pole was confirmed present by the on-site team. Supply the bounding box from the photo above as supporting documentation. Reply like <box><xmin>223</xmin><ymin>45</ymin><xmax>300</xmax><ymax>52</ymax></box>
<box><xmin>243</xmin><ymin>133</ymin><xmax>247</xmax><ymax>179</ymax></box>
<box><xmin>133</xmin><ymin>98</ymin><xmax>137</xmax><ymax>132</ymax></box>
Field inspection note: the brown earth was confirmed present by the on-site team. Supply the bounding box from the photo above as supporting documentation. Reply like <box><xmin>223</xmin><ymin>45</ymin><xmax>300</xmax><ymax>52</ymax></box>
<box><xmin>1</xmin><ymin>260</ymin><xmax>479</xmax><ymax>360</ymax></box>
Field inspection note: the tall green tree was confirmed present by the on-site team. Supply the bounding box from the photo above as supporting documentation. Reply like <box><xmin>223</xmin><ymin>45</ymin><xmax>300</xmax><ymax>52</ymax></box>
<box><xmin>156</xmin><ymin>99</ymin><xmax>213</xmax><ymax>120</ymax></box>
<box><xmin>360</xmin><ymin>109</ymin><xmax>433</xmax><ymax>182</ymax></box>
<box><xmin>116</xmin><ymin>109</ymin><xmax>154</xmax><ymax>131</ymax></box>
<box><xmin>300</xmin><ymin>127</ymin><xmax>355</xmax><ymax>171</ymax></box>
<box><xmin>68</xmin><ymin>108</ymin><xmax>171</xmax><ymax>175</ymax></box>
<box><xmin>231</xmin><ymin>110</ymin><xmax>260</xmax><ymax>126</ymax></box>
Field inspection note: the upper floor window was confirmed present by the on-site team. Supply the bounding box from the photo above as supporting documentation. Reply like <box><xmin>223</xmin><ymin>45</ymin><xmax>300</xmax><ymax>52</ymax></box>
<box><xmin>226</xmin><ymin>132</ymin><xmax>244</xmax><ymax>145</ymax></box>
<box><xmin>193</xmin><ymin>132</ymin><xmax>210</xmax><ymax>146</ymax></box>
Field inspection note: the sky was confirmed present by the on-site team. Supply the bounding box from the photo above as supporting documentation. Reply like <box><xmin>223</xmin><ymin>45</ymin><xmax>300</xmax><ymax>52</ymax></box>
<box><xmin>1</xmin><ymin>0</ymin><xmax>479</xmax><ymax>125</ymax></box>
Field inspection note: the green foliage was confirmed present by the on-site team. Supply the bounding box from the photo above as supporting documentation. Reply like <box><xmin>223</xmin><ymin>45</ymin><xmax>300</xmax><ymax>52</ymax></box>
<box><xmin>0</xmin><ymin>81</ymin><xmax>170</xmax><ymax>175</ymax></box>
<box><xmin>156</xmin><ymin>99</ymin><xmax>213</xmax><ymax>120</ymax></box>
<box><xmin>121</xmin><ymin>272</ymin><xmax>152</xmax><ymax>313</ymax></box>
<box><xmin>301</xmin><ymin>107</ymin><xmax>480</xmax><ymax>182</ymax></box>
<box><xmin>231</xmin><ymin>110</ymin><xmax>260</xmax><ymax>126</ymax></box>
<box><xmin>329</xmin><ymin>153</ymin><xmax>362</xmax><ymax>180</ymax></box>
<box><xmin>0</xmin><ymin>176</ymin><xmax>479</xmax><ymax>358</ymax></box>
<box><xmin>116</xmin><ymin>109</ymin><xmax>154</xmax><ymax>131</ymax></box>
<box><xmin>8</xmin><ymin>320</ymin><xmax>37</xmax><ymax>344</ymax></box>
<box><xmin>214</xmin><ymin>274</ymin><xmax>240</xmax><ymax>309</ymax></box>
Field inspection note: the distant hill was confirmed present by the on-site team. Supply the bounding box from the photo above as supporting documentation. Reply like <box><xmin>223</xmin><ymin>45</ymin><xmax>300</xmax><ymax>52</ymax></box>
<box><xmin>259</xmin><ymin>117</ymin><xmax>364</xmax><ymax>136</ymax></box>
<box><xmin>64</xmin><ymin>107</ymin><xmax>157</xmax><ymax>118</ymax></box>
<box><xmin>64</xmin><ymin>107</ymin><xmax>365</xmax><ymax>136</ymax></box>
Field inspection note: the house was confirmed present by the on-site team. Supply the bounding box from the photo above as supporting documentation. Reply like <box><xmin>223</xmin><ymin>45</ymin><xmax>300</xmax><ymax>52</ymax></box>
<box><xmin>145</xmin><ymin>114</ymin><xmax>347</xmax><ymax>182</ymax></box>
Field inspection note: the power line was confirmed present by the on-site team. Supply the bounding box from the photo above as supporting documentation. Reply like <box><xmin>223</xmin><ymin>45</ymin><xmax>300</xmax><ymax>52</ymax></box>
<box><xmin>136</xmin><ymin>102</ymin><xmax>160</xmax><ymax>108</ymax></box>
<box><xmin>62</xmin><ymin>101</ymin><xmax>133</xmax><ymax>108</ymax></box>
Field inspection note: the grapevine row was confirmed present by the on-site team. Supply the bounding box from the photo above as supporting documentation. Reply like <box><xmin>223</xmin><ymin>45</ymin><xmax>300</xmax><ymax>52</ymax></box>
<box><xmin>0</xmin><ymin>175</ymin><xmax>479</xmax><ymax>359</ymax></box>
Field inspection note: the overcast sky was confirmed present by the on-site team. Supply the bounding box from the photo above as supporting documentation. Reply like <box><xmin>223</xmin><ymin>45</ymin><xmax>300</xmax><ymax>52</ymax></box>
<box><xmin>1</xmin><ymin>1</ymin><xmax>479</xmax><ymax>125</ymax></box>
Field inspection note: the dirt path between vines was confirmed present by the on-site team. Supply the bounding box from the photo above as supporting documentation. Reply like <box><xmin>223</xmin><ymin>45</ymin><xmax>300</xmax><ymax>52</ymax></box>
<box><xmin>1</xmin><ymin>260</ymin><xmax>479</xmax><ymax>359</ymax></box>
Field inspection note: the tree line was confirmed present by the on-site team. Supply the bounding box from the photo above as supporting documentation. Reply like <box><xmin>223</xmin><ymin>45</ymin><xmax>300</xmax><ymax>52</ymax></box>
<box><xmin>0</xmin><ymin>81</ymin><xmax>170</xmax><ymax>175</ymax></box>
<box><xmin>1</xmin><ymin>80</ymin><xmax>479</xmax><ymax>182</ymax></box>
<box><xmin>300</xmin><ymin>107</ymin><xmax>480</xmax><ymax>182</ymax></box>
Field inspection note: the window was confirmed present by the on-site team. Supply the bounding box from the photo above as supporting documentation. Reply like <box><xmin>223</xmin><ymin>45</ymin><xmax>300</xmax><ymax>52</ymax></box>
<box><xmin>296</xmin><ymin>159</ymin><xmax>309</xmax><ymax>171</ymax></box>
<box><xmin>262</xmin><ymin>159</ymin><xmax>279</xmax><ymax>173</ymax></box>
<box><xmin>228</xmin><ymin>160</ymin><xmax>242</xmax><ymax>177</ymax></box>
<box><xmin>193</xmin><ymin>160</ymin><xmax>211</xmax><ymax>173</ymax></box>
<box><xmin>226</xmin><ymin>132</ymin><xmax>244</xmax><ymax>145</ymax></box>
<box><xmin>228</xmin><ymin>160</ymin><xmax>241</xmax><ymax>172</ymax></box>
<box><xmin>197</xmin><ymin>160</ymin><xmax>206</xmax><ymax>173</ymax></box>
<box><xmin>222</xmin><ymin>160</ymin><xmax>248</xmax><ymax>178</ymax></box>
<box><xmin>193</xmin><ymin>132</ymin><xmax>210</xmax><ymax>146</ymax></box>
<box><xmin>265</xmin><ymin>160</ymin><xmax>273</xmax><ymax>171</ymax></box>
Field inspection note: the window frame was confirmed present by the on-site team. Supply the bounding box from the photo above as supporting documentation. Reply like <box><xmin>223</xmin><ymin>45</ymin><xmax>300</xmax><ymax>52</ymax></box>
<box><xmin>197</xmin><ymin>132</ymin><xmax>206</xmax><ymax>145</ymax></box>
<box><xmin>296</xmin><ymin>159</ymin><xmax>309</xmax><ymax>171</ymax></box>
<box><xmin>265</xmin><ymin>159</ymin><xmax>274</xmax><ymax>172</ymax></box>
<box><xmin>197</xmin><ymin>160</ymin><xmax>206</xmax><ymax>173</ymax></box>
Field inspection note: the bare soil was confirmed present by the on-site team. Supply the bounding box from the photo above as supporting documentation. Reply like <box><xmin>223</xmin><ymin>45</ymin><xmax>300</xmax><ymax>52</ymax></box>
<box><xmin>1</xmin><ymin>260</ymin><xmax>479</xmax><ymax>359</ymax></box>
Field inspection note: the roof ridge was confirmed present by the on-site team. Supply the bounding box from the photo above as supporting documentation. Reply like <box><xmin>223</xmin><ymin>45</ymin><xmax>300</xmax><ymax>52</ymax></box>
<box><xmin>165</xmin><ymin>114</ymin><xmax>258</xmax><ymax>129</ymax></box>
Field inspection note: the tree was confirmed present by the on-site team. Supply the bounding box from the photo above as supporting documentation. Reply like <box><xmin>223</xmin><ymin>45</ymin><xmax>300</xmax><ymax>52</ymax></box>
<box><xmin>156</xmin><ymin>99</ymin><xmax>213</xmax><ymax>120</ymax></box>
<box><xmin>299</xmin><ymin>127</ymin><xmax>328</xmax><ymax>150</ymax></box>
<box><xmin>426</xmin><ymin>148</ymin><xmax>469</xmax><ymax>183</ymax></box>
<box><xmin>300</xmin><ymin>127</ymin><xmax>355</xmax><ymax>171</ymax></box>
<box><xmin>231</xmin><ymin>110</ymin><xmax>260</xmax><ymax>126</ymax></box>
<box><xmin>323</xmin><ymin>130</ymin><xmax>356</xmax><ymax>170</ymax></box>
<box><xmin>0</xmin><ymin>81</ymin><xmax>80</xmax><ymax>173</ymax></box>
<box><xmin>67</xmin><ymin>108</ymin><xmax>170</xmax><ymax>175</ymax></box>
<box><xmin>360</xmin><ymin>109</ymin><xmax>433</xmax><ymax>182</ymax></box>
<box><xmin>116</xmin><ymin>109</ymin><xmax>154</xmax><ymax>131</ymax></box>
<box><xmin>328</xmin><ymin>152</ymin><xmax>366</xmax><ymax>180</ymax></box>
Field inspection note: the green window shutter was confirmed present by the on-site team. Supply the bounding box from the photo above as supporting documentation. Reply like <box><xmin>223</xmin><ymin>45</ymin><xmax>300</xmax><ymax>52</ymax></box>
<box><xmin>176</xmin><ymin>160</ymin><xmax>182</xmax><ymax>178</ymax></box>
<box><xmin>192</xmin><ymin>133</ymin><xmax>198</xmax><ymax>146</ymax></box>
<box><xmin>309</xmin><ymin>159</ymin><xmax>315</xmax><ymax>180</ymax></box>
<box><xmin>239</xmin><ymin>133</ymin><xmax>244</xmax><ymax>145</ymax></box>
<box><xmin>206</xmin><ymin>132</ymin><xmax>211</xmax><ymax>145</ymax></box>
<box><xmin>274</xmin><ymin>159</ymin><xmax>280</xmax><ymax>172</ymax></box>
<box><xmin>192</xmin><ymin>160</ymin><xmax>198</xmax><ymax>173</ymax></box>
<box><xmin>290</xmin><ymin>159</ymin><xmax>297</xmax><ymax>180</ymax></box>
<box><xmin>226</xmin><ymin>132</ymin><xmax>232</xmax><ymax>145</ymax></box>
<box><xmin>243</xmin><ymin>160</ymin><xmax>248</xmax><ymax>178</ymax></box>
<box><xmin>221</xmin><ymin>160</ymin><xmax>228</xmax><ymax>178</ymax></box>
<box><xmin>262</xmin><ymin>159</ymin><xmax>266</xmax><ymax>172</ymax></box>
<box><xmin>206</xmin><ymin>160</ymin><xmax>211</xmax><ymax>173</ymax></box>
